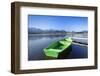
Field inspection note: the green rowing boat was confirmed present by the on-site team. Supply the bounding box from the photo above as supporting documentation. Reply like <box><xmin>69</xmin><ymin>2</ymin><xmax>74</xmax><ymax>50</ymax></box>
<box><xmin>43</xmin><ymin>37</ymin><xmax>72</xmax><ymax>58</ymax></box>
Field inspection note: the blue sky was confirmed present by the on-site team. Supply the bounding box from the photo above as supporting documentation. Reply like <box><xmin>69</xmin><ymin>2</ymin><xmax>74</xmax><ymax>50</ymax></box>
<box><xmin>28</xmin><ymin>15</ymin><xmax>88</xmax><ymax>32</ymax></box>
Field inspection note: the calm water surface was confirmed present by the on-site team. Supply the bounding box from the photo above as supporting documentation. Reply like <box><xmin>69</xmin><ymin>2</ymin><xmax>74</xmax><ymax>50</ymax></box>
<box><xmin>28</xmin><ymin>34</ymin><xmax>88</xmax><ymax>60</ymax></box>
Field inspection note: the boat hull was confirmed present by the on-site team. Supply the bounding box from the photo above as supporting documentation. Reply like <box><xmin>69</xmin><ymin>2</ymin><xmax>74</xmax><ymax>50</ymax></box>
<box><xmin>43</xmin><ymin>37</ymin><xmax>72</xmax><ymax>59</ymax></box>
<box><xmin>45</xmin><ymin>45</ymin><xmax>72</xmax><ymax>59</ymax></box>
<box><xmin>58</xmin><ymin>45</ymin><xmax>72</xmax><ymax>59</ymax></box>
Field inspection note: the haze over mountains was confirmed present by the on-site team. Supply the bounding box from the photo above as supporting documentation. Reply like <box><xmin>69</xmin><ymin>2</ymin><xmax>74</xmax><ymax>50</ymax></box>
<box><xmin>28</xmin><ymin>27</ymin><xmax>88</xmax><ymax>34</ymax></box>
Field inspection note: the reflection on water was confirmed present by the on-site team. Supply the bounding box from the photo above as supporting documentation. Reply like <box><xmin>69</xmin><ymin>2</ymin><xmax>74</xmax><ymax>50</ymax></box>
<box><xmin>28</xmin><ymin>34</ymin><xmax>88</xmax><ymax>60</ymax></box>
<box><xmin>68</xmin><ymin>44</ymin><xmax>88</xmax><ymax>59</ymax></box>
<box><xmin>28</xmin><ymin>34</ymin><xmax>67</xmax><ymax>40</ymax></box>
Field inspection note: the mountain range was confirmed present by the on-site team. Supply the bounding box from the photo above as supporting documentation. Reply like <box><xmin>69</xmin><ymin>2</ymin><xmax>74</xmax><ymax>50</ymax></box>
<box><xmin>28</xmin><ymin>27</ymin><xmax>88</xmax><ymax>34</ymax></box>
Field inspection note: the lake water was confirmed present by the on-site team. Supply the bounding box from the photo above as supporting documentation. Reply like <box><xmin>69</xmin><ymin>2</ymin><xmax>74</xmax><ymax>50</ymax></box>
<box><xmin>28</xmin><ymin>34</ymin><xmax>88</xmax><ymax>60</ymax></box>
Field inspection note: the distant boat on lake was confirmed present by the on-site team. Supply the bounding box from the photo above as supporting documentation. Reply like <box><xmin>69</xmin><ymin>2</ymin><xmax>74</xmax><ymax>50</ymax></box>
<box><xmin>72</xmin><ymin>37</ymin><xmax>88</xmax><ymax>45</ymax></box>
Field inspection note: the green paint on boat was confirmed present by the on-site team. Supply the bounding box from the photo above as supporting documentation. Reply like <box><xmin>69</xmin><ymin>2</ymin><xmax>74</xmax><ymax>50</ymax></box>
<box><xmin>43</xmin><ymin>37</ymin><xmax>72</xmax><ymax>58</ymax></box>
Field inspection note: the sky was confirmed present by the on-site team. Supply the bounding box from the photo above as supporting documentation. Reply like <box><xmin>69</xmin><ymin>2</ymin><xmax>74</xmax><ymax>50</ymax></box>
<box><xmin>28</xmin><ymin>15</ymin><xmax>88</xmax><ymax>32</ymax></box>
